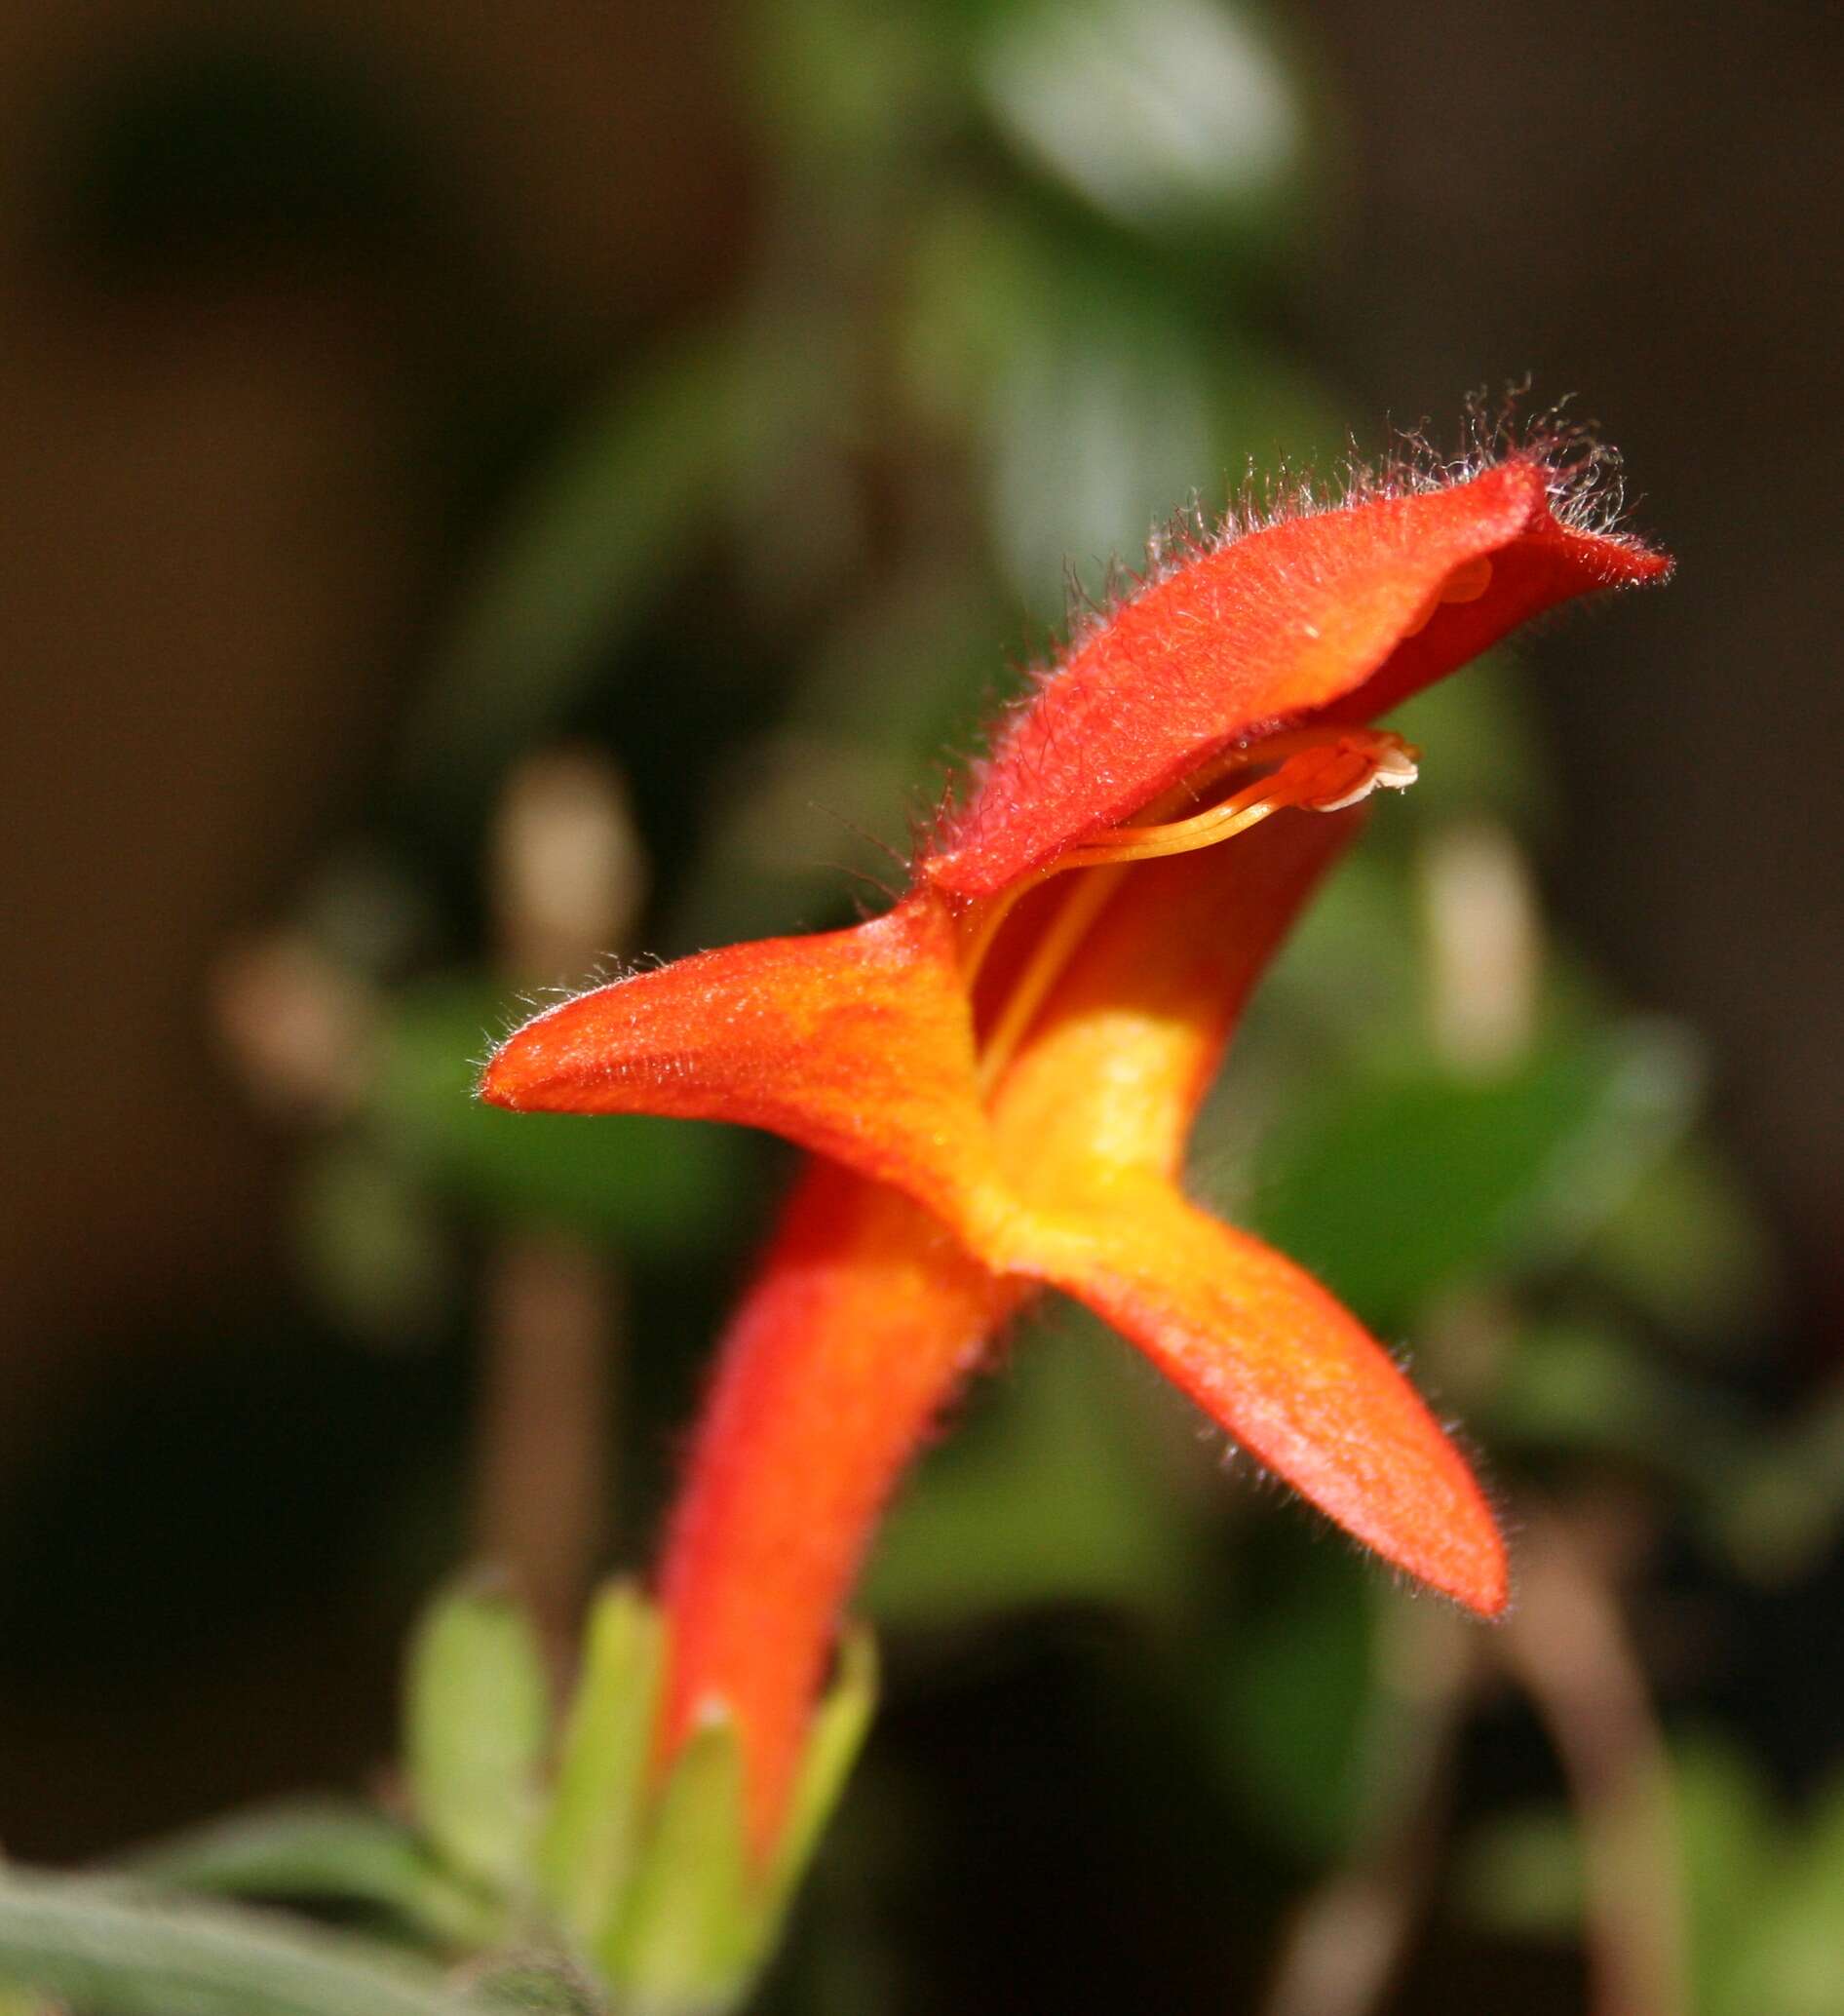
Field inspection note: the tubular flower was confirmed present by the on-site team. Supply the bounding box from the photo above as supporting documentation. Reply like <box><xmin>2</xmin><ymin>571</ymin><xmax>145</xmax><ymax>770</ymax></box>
<box><xmin>481</xmin><ymin>448</ymin><xmax>1670</xmax><ymax>1857</ymax></box>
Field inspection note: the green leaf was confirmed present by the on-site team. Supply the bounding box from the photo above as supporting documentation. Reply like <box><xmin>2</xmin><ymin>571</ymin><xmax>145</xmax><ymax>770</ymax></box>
<box><xmin>373</xmin><ymin>980</ymin><xmax>748</xmax><ymax>1248</ymax></box>
<box><xmin>538</xmin><ymin>1584</ymin><xmax>667</xmax><ymax>1951</ymax></box>
<box><xmin>466</xmin><ymin>1954</ymin><xmax>607</xmax><ymax>2014</ymax></box>
<box><xmin>1721</xmin><ymin>1765</ymin><xmax>1844</xmax><ymax>2016</ymax></box>
<box><xmin>1484</xmin><ymin>1316</ymin><xmax>1748</xmax><ymax>1485</ymax></box>
<box><xmin>1215</xmin><ymin>1548</ymin><xmax>1374</xmax><ymax>1862</ymax></box>
<box><xmin>118</xmin><ymin>1800</ymin><xmax>496</xmax><ymax>1949</ymax></box>
<box><xmin>1587</xmin><ymin>1141</ymin><xmax>1780</xmax><ymax>1349</ymax></box>
<box><xmin>404</xmin><ymin>1577</ymin><xmax>551</xmax><ymax>1901</ymax></box>
<box><xmin>571</xmin><ymin>1608</ymin><xmax>872</xmax><ymax>2012</ymax></box>
<box><xmin>761</xmin><ymin>1628</ymin><xmax>877</xmax><ymax>1924</ymax></box>
<box><xmin>1462</xmin><ymin>1736</ymin><xmax>1789</xmax><ymax>2013</ymax></box>
<box><xmin>400</xmin><ymin>337</ymin><xmax>740</xmax><ymax>821</ymax></box>
<box><xmin>293</xmin><ymin>1146</ymin><xmax>455</xmax><ymax>1341</ymax></box>
<box><xmin>1669</xmin><ymin>1736</ymin><xmax>1781</xmax><ymax>2016</ymax></box>
<box><xmin>1388</xmin><ymin>658</ymin><xmax>1553</xmax><ymax>829</ymax></box>
<box><xmin>1248</xmin><ymin>1026</ymin><xmax>1701</xmax><ymax>1331</ymax></box>
<box><xmin>982</xmin><ymin>263</ymin><xmax>1218</xmax><ymax>617</ymax></box>
<box><xmin>864</xmin><ymin>1317</ymin><xmax>1192</xmax><ymax>1627</ymax></box>
<box><xmin>976</xmin><ymin>0</ymin><xmax>1306</xmax><ymax>236</ymax></box>
<box><xmin>1459</xmin><ymin>1803</ymin><xmax>1583</xmax><ymax>1936</ymax></box>
<box><xmin>600</xmin><ymin>1714</ymin><xmax>752</xmax><ymax>2014</ymax></box>
<box><xmin>746</xmin><ymin>0</ymin><xmax>949</xmax><ymax>163</ymax></box>
<box><xmin>0</xmin><ymin>1870</ymin><xmax>472</xmax><ymax>2016</ymax></box>
<box><xmin>1715</xmin><ymin>1382</ymin><xmax>1844</xmax><ymax>1583</ymax></box>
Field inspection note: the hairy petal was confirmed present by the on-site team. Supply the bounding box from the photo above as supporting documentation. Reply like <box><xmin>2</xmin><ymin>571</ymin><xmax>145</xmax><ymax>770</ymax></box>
<box><xmin>976</xmin><ymin>812</ymin><xmax>1505</xmax><ymax>1612</ymax></box>
<box><xmin>656</xmin><ymin>1159</ymin><xmax>1026</xmax><ymax>1855</ymax></box>
<box><xmin>480</xmin><ymin>894</ymin><xmax>993</xmax><ymax>1221</ymax></box>
<box><xmin>1011</xmin><ymin>1175</ymin><xmax>1507</xmax><ymax>1615</ymax></box>
<box><xmin>928</xmin><ymin>458</ymin><xmax>1670</xmax><ymax>898</ymax></box>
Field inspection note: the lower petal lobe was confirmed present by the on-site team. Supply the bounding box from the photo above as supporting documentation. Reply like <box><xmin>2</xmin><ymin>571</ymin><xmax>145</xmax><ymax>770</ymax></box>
<box><xmin>1010</xmin><ymin>1172</ymin><xmax>1506</xmax><ymax>1616</ymax></box>
<box><xmin>978</xmin><ymin>812</ymin><xmax>1506</xmax><ymax>1613</ymax></box>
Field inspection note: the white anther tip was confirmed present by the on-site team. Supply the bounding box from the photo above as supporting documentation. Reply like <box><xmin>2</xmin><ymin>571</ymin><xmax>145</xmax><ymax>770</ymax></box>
<box><xmin>1315</xmin><ymin>750</ymin><xmax>1420</xmax><ymax>811</ymax></box>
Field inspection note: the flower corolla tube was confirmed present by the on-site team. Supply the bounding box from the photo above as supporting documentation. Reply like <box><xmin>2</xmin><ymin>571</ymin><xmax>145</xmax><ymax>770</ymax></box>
<box><xmin>482</xmin><ymin>441</ymin><xmax>1671</xmax><ymax>1855</ymax></box>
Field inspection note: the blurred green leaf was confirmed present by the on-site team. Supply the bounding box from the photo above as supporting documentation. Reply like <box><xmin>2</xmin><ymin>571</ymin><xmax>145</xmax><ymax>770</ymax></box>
<box><xmin>1714</xmin><ymin>1381</ymin><xmax>1844</xmax><ymax>1583</ymax></box>
<box><xmin>294</xmin><ymin>1145</ymin><xmax>455</xmax><ymax>1340</ymax></box>
<box><xmin>402</xmin><ymin>337</ymin><xmax>741</xmax><ymax>819</ymax></box>
<box><xmin>1388</xmin><ymin>656</ymin><xmax>1553</xmax><ymax>830</ymax></box>
<box><xmin>600</xmin><ymin>1715</ymin><xmax>752</xmax><ymax>2012</ymax></box>
<box><xmin>1215</xmin><ymin>1549</ymin><xmax>1374</xmax><ymax>1861</ymax></box>
<box><xmin>864</xmin><ymin>1318</ymin><xmax>1193</xmax><ymax>1626</ymax></box>
<box><xmin>1486</xmin><ymin>1318</ymin><xmax>1648</xmax><ymax>1449</ymax></box>
<box><xmin>0</xmin><ymin>1871</ymin><xmax>470</xmax><ymax>2016</ymax></box>
<box><xmin>748</xmin><ymin>0</ymin><xmax>947</xmax><ymax>161</ymax></box>
<box><xmin>1586</xmin><ymin>1141</ymin><xmax>1780</xmax><ymax>1348</ymax></box>
<box><xmin>467</xmin><ymin>1956</ymin><xmax>606</xmax><ymax>2013</ymax></box>
<box><xmin>1249</xmin><ymin>1025</ymin><xmax>1701</xmax><ymax>1331</ymax></box>
<box><xmin>1723</xmin><ymin>1768</ymin><xmax>1844</xmax><ymax>2016</ymax></box>
<box><xmin>539</xmin><ymin>1584</ymin><xmax>667</xmax><ymax>1952</ymax></box>
<box><xmin>1233</xmin><ymin>849</ymin><xmax>1424</xmax><ymax>1067</ymax></box>
<box><xmin>1459</xmin><ymin>1803</ymin><xmax>1582</xmax><ymax>1937</ymax></box>
<box><xmin>1485</xmin><ymin>1317</ymin><xmax>1749</xmax><ymax>1489</ymax></box>
<box><xmin>119</xmin><ymin>1801</ymin><xmax>493</xmax><ymax>1950</ymax></box>
<box><xmin>763</xmin><ymin>1628</ymin><xmax>877</xmax><ymax>1925</ymax></box>
<box><xmin>976</xmin><ymin>0</ymin><xmax>1305</xmax><ymax>235</ymax></box>
<box><xmin>984</xmin><ymin>265</ymin><xmax>1216</xmax><ymax>615</ymax></box>
<box><xmin>1463</xmin><ymin>1737</ymin><xmax>1808</xmax><ymax>2013</ymax></box>
<box><xmin>1671</xmin><ymin>1736</ymin><xmax>1782</xmax><ymax>2016</ymax></box>
<box><xmin>374</xmin><ymin>980</ymin><xmax>747</xmax><ymax>1248</ymax></box>
<box><xmin>405</xmin><ymin>1578</ymin><xmax>550</xmax><ymax>1901</ymax></box>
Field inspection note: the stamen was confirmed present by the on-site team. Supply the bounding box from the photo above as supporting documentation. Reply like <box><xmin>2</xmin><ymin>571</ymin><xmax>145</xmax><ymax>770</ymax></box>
<box><xmin>1055</xmin><ymin>730</ymin><xmax>1418</xmax><ymax>869</ymax></box>
<box><xmin>964</xmin><ymin>727</ymin><xmax>1419</xmax><ymax>1092</ymax></box>
<box><xmin>976</xmin><ymin>865</ymin><xmax>1127</xmax><ymax>1096</ymax></box>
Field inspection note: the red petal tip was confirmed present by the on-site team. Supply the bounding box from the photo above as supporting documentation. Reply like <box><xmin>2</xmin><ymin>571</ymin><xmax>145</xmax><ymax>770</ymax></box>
<box><xmin>1427</xmin><ymin>1513</ymin><xmax>1511</xmax><ymax>1620</ymax></box>
<box><xmin>477</xmin><ymin>1016</ymin><xmax>557</xmax><ymax>1111</ymax></box>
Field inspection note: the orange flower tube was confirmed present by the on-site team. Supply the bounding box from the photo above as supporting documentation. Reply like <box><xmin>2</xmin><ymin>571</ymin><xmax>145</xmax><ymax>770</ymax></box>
<box><xmin>483</xmin><ymin>444</ymin><xmax>1671</xmax><ymax>1857</ymax></box>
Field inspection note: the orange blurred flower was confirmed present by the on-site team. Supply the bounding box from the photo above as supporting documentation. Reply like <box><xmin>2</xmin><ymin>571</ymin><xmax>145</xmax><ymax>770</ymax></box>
<box><xmin>483</xmin><ymin>447</ymin><xmax>1669</xmax><ymax>1854</ymax></box>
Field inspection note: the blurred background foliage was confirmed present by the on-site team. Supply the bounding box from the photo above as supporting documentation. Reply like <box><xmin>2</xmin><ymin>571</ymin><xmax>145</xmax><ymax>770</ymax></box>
<box><xmin>0</xmin><ymin>0</ymin><xmax>1839</xmax><ymax>2010</ymax></box>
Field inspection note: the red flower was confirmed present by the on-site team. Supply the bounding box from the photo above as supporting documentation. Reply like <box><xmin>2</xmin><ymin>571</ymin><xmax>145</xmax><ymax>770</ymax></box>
<box><xmin>482</xmin><ymin>449</ymin><xmax>1670</xmax><ymax>1855</ymax></box>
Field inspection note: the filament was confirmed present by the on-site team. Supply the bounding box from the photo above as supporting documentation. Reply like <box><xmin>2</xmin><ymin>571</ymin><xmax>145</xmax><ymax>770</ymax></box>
<box><xmin>965</xmin><ymin>727</ymin><xmax>1418</xmax><ymax>1093</ymax></box>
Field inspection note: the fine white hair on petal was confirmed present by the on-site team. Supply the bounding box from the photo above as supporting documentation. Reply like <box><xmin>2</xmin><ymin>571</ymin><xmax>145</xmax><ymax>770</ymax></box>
<box><xmin>926</xmin><ymin>390</ymin><xmax>1652</xmax><ymax>864</ymax></box>
<box><xmin>1056</xmin><ymin>388</ymin><xmax>1643</xmax><ymax>663</ymax></box>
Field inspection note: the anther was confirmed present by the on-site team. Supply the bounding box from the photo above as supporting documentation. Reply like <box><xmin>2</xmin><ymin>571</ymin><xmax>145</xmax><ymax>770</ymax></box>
<box><xmin>1057</xmin><ymin>729</ymin><xmax>1419</xmax><ymax>869</ymax></box>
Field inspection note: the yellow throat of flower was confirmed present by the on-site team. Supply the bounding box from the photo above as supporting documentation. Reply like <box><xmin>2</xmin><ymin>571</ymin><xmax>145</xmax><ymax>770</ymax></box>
<box><xmin>962</xmin><ymin>721</ymin><xmax>1422</xmax><ymax>1095</ymax></box>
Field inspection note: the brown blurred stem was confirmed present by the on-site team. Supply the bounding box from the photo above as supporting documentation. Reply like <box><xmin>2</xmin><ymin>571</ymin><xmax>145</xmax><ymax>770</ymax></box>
<box><xmin>1259</xmin><ymin>824</ymin><xmax>1541</xmax><ymax>2016</ymax></box>
<box><xmin>1500</xmin><ymin>1509</ymin><xmax>1689</xmax><ymax>2016</ymax></box>
<box><xmin>1266</xmin><ymin>834</ymin><xmax>1690</xmax><ymax>2016</ymax></box>
<box><xmin>475</xmin><ymin>751</ymin><xmax>645</xmax><ymax>1673</ymax></box>
<box><xmin>1259</xmin><ymin>1606</ymin><xmax>1476</xmax><ymax>2016</ymax></box>
<box><xmin>476</xmin><ymin>1235</ymin><xmax>619</xmax><ymax>1668</ymax></box>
